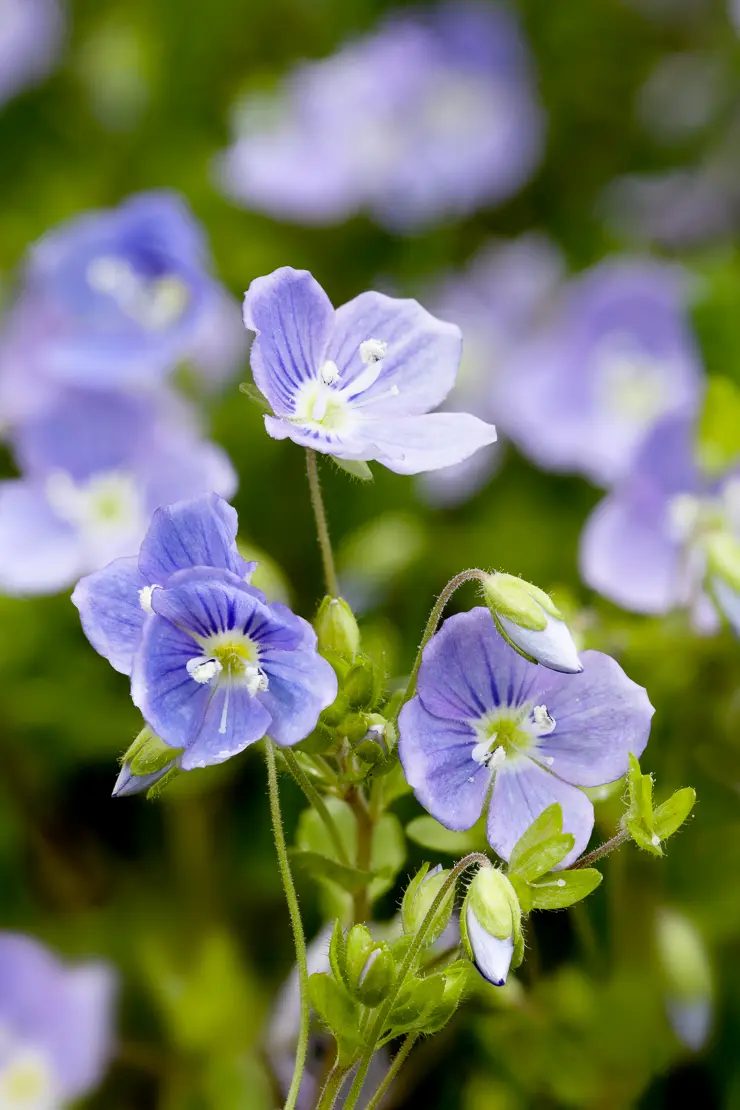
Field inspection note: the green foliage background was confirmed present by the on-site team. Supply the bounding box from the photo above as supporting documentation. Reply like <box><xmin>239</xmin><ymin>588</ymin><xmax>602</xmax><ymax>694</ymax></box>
<box><xmin>2</xmin><ymin>0</ymin><xmax>740</xmax><ymax>1106</ymax></box>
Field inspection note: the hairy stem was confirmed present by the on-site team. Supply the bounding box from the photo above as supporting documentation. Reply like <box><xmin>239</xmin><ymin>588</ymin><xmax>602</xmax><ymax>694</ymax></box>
<box><xmin>265</xmin><ymin>740</ymin><xmax>310</xmax><ymax>1110</ymax></box>
<box><xmin>363</xmin><ymin>1034</ymin><xmax>419</xmax><ymax>1110</ymax></box>
<box><xmin>314</xmin><ymin>1061</ymin><xmax>349</xmax><ymax>1110</ymax></box>
<box><xmin>349</xmin><ymin>787</ymin><xmax>374</xmax><ymax>924</ymax></box>
<box><xmin>282</xmin><ymin>748</ymin><xmax>351</xmax><ymax>866</ymax></box>
<box><xmin>342</xmin><ymin>852</ymin><xmax>490</xmax><ymax>1110</ymax></box>
<box><xmin>306</xmin><ymin>449</ymin><xmax>340</xmax><ymax>597</ymax></box>
<box><xmin>571</xmin><ymin>828</ymin><xmax>631</xmax><ymax>869</ymax></box>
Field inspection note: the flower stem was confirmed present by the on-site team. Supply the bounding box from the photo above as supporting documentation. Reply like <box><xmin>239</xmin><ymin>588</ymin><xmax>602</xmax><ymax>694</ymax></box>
<box><xmin>281</xmin><ymin>747</ymin><xmax>351</xmax><ymax>866</ymax></box>
<box><xmin>314</xmin><ymin>1061</ymin><xmax>349</xmax><ymax>1110</ymax></box>
<box><xmin>306</xmin><ymin>449</ymin><xmax>340</xmax><ymax>597</ymax></box>
<box><xmin>265</xmin><ymin>740</ymin><xmax>310</xmax><ymax>1110</ymax></box>
<box><xmin>363</xmin><ymin>1034</ymin><xmax>419</xmax><ymax>1110</ymax></box>
<box><xmin>393</xmin><ymin>568</ymin><xmax>488</xmax><ymax>724</ymax></box>
<box><xmin>342</xmin><ymin>852</ymin><xmax>490</xmax><ymax>1110</ymax></box>
<box><xmin>571</xmin><ymin>828</ymin><xmax>631</xmax><ymax>869</ymax></box>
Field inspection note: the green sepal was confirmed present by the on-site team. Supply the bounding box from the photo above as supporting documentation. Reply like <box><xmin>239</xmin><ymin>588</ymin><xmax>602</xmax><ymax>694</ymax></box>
<box><xmin>128</xmin><ymin>727</ymin><xmax>183</xmax><ymax>776</ymax></box>
<box><xmin>146</xmin><ymin>766</ymin><xmax>181</xmax><ymax>800</ymax></box>
<box><xmin>307</xmin><ymin>973</ymin><xmax>361</xmax><ymax>1066</ymax></box>
<box><xmin>508</xmin><ymin>805</ymin><xmax>574</xmax><ymax>882</ymax></box>
<box><xmin>238</xmin><ymin>381</ymin><xmax>273</xmax><ymax>414</ymax></box>
<box><xmin>529</xmin><ymin>868</ymin><xmax>602</xmax><ymax>910</ymax></box>
<box><xmin>623</xmin><ymin>754</ymin><xmax>662</xmax><ymax>855</ymax></box>
<box><xmin>416</xmin><ymin>962</ymin><xmax>471</xmax><ymax>1035</ymax></box>
<box><xmin>331</xmin><ymin>457</ymin><xmax>374</xmax><ymax>482</ymax></box>
<box><xmin>465</xmin><ymin>867</ymin><xmax>520</xmax><ymax>941</ymax></box>
<box><xmin>401</xmin><ymin>863</ymin><xmax>455</xmax><ymax>946</ymax></box>
<box><xmin>314</xmin><ymin>597</ymin><xmax>360</xmax><ymax>662</ymax></box>
<box><xmin>343</xmin><ymin>654</ymin><xmax>385</xmax><ymax>710</ymax></box>
<box><xmin>346</xmin><ymin>936</ymin><xmax>395</xmax><ymax>1008</ymax></box>
<box><xmin>482</xmin><ymin>572</ymin><xmax>562</xmax><ymax>630</ymax></box>
<box><xmin>329</xmin><ymin>919</ymin><xmax>348</xmax><ymax>987</ymax></box>
<box><xmin>291</xmin><ymin>850</ymin><xmax>374</xmax><ymax>893</ymax></box>
<box><xmin>405</xmin><ymin>815</ymin><xmax>480</xmax><ymax>856</ymax></box>
<box><xmin>386</xmin><ymin>974</ymin><xmax>446</xmax><ymax>1034</ymax></box>
<box><xmin>653</xmin><ymin>787</ymin><xmax>696</xmax><ymax>840</ymax></box>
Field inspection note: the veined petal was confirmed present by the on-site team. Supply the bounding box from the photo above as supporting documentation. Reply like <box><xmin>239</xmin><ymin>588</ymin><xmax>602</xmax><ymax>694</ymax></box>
<box><xmin>243</xmin><ymin>267</ymin><xmax>334</xmax><ymax>415</ymax></box>
<box><xmin>327</xmin><ymin>291</ymin><xmax>462</xmax><ymax>416</ymax></box>
<box><xmin>363</xmin><ymin>412</ymin><xmax>497</xmax><ymax>475</ymax></box>
<box><xmin>415</xmin><ymin>608</ymin><xmax>539</xmax><ymax>722</ymax></box>
<box><xmin>487</xmin><ymin>758</ymin><xmax>594</xmax><ymax>867</ymax></box>
<box><xmin>0</xmin><ymin>481</ymin><xmax>82</xmax><ymax>595</ymax></box>
<box><xmin>263</xmin><ymin>413</ymin><xmax>371</xmax><ymax>459</ymax></box>
<box><xmin>398</xmin><ymin>695</ymin><xmax>490</xmax><ymax>831</ymax></box>
<box><xmin>72</xmin><ymin>556</ymin><xmax>148</xmax><ymax>675</ymax></box>
<box><xmin>533</xmin><ymin>649</ymin><xmax>653</xmax><ymax>786</ymax></box>
<box><xmin>258</xmin><ymin>647</ymin><xmax>338</xmax><ymax>747</ymax></box>
<box><xmin>132</xmin><ymin>617</ymin><xmax>210</xmax><ymax>750</ymax></box>
<box><xmin>137</xmin><ymin>492</ymin><xmax>246</xmax><ymax>583</ymax></box>
<box><xmin>465</xmin><ymin>904</ymin><xmax>514</xmax><ymax>987</ymax></box>
<box><xmin>181</xmin><ymin>686</ymin><xmax>271</xmax><ymax>769</ymax></box>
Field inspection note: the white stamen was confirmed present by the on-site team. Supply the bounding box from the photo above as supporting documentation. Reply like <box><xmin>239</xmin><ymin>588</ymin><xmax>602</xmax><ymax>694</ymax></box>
<box><xmin>311</xmin><ymin>393</ymin><xmax>329</xmax><ymax>422</ymax></box>
<box><xmin>320</xmin><ymin>359</ymin><xmax>340</xmax><ymax>386</ymax></box>
<box><xmin>359</xmin><ymin>338</ymin><xmax>387</xmax><ymax>365</ymax></box>
<box><xmin>186</xmin><ymin>657</ymin><xmax>223</xmax><ymax>684</ymax></box>
<box><xmin>471</xmin><ymin>739</ymin><xmax>506</xmax><ymax>770</ymax></box>
<box><xmin>138</xmin><ymin>584</ymin><xmax>159</xmax><ymax>614</ymax></box>
<box><xmin>533</xmin><ymin>704</ymin><xmax>556</xmax><ymax>735</ymax></box>
<box><xmin>244</xmin><ymin>663</ymin><xmax>269</xmax><ymax>696</ymax></box>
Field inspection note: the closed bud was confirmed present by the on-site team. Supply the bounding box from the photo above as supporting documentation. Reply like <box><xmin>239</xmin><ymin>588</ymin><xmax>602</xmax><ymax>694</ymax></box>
<box><xmin>113</xmin><ymin>728</ymin><xmax>182</xmax><ymax>798</ymax></box>
<box><xmin>481</xmin><ymin>572</ymin><xmax>582</xmax><ymax>674</ymax></box>
<box><xmin>343</xmin><ymin>654</ymin><xmax>384</xmax><ymax>709</ymax></box>
<box><xmin>461</xmin><ymin>866</ymin><xmax>522</xmax><ymax>987</ymax></box>
<box><xmin>315</xmin><ymin>597</ymin><xmax>360</xmax><ymax>662</ymax></box>
<box><xmin>401</xmin><ymin>864</ymin><xmax>455</xmax><ymax>946</ymax></box>
<box><xmin>344</xmin><ymin>926</ymin><xmax>395</xmax><ymax>1007</ymax></box>
<box><xmin>353</xmin><ymin>715</ymin><xmax>393</xmax><ymax>765</ymax></box>
<box><xmin>656</xmin><ymin>908</ymin><xmax>713</xmax><ymax>1051</ymax></box>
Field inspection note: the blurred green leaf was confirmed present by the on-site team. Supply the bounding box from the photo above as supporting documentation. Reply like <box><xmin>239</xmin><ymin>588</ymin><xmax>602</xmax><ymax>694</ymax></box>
<box><xmin>406</xmin><ymin>815</ymin><xmax>480</xmax><ymax>856</ymax></box>
<box><xmin>530</xmin><ymin>869</ymin><xmax>602</xmax><ymax>910</ymax></box>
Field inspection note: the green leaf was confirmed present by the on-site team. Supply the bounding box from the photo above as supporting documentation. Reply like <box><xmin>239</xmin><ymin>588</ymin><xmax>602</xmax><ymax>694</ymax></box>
<box><xmin>331</xmin><ymin>456</ymin><xmax>374</xmax><ymax>481</ymax></box>
<box><xmin>296</xmin><ymin>797</ymin><xmax>357</xmax><ymax>864</ymax></box>
<box><xmin>406</xmin><ymin>815</ymin><xmax>480</xmax><ymax>856</ymax></box>
<box><xmin>625</xmin><ymin>818</ymin><xmax>663</xmax><ymax>856</ymax></box>
<box><xmin>530</xmin><ymin>868</ymin><xmax>603</xmax><ymax>910</ymax></box>
<box><xmin>653</xmin><ymin>787</ymin><xmax>696</xmax><ymax>840</ymax></box>
<box><xmin>697</xmin><ymin>375</ymin><xmax>740</xmax><ymax>475</ymax></box>
<box><xmin>508</xmin><ymin>834</ymin><xmax>575</xmax><ymax>884</ymax></box>
<box><xmin>509</xmin><ymin>805</ymin><xmax>563</xmax><ymax>867</ymax></box>
<box><xmin>291</xmin><ymin>850</ymin><xmax>374</xmax><ymax>893</ymax></box>
<box><xmin>308</xmin><ymin>973</ymin><xmax>362</xmax><ymax>1065</ymax></box>
<box><xmin>238</xmin><ymin>382</ymin><xmax>273</xmax><ymax>414</ymax></box>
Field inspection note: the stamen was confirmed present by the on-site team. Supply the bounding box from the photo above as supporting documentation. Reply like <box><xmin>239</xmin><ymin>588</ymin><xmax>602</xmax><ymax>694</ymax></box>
<box><xmin>471</xmin><ymin>738</ymin><xmax>506</xmax><ymax>770</ymax></box>
<box><xmin>244</xmin><ymin>663</ymin><xmax>269</xmax><ymax>696</ymax></box>
<box><xmin>186</xmin><ymin>657</ymin><xmax>223</xmax><ymax>684</ymax></box>
<box><xmin>319</xmin><ymin>359</ymin><xmax>340</xmax><ymax>386</ymax></box>
<box><xmin>311</xmin><ymin>393</ymin><xmax>329</xmax><ymax>422</ymax></box>
<box><xmin>532</xmin><ymin>704</ymin><xmax>556</xmax><ymax>735</ymax></box>
<box><xmin>354</xmin><ymin>384</ymin><xmax>399</xmax><ymax>409</ymax></box>
<box><xmin>359</xmin><ymin>338</ymin><xmax>388</xmax><ymax>365</ymax></box>
<box><xmin>138</xmin><ymin>584</ymin><xmax>159</xmax><ymax>614</ymax></box>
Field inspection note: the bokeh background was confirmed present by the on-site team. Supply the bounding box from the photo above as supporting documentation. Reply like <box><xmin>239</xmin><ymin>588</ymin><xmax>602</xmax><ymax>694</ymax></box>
<box><xmin>3</xmin><ymin>0</ymin><xmax>740</xmax><ymax>1106</ymax></box>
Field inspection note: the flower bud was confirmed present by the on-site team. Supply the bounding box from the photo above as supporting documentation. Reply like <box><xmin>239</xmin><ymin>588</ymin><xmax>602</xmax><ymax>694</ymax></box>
<box><xmin>353</xmin><ymin>715</ymin><xmax>394</xmax><ymax>765</ymax></box>
<box><xmin>461</xmin><ymin>867</ymin><xmax>521</xmax><ymax>987</ymax></box>
<box><xmin>113</xmin><ymin>728</ymin><xmax>182</xmax><ymax>798</ymax></box>
<box><xmin>656</xmin><ymin>909</ymin><xmax>713</xmax><ymax>1051</ymax></box>
<box><xmin>401</xmin><ymin>864</ymin><xmax>455</xmax><ymax>946</ymax></box>
<box><xmin>344</xmin><ymin>926</ymin><xmax>395</xmax><ymax>1007</ymax></box>
<box><xmin>343</xmin><ymin>654</ymin><xmax>384</xmax><ymax>709</ymax></box>
<box><xmin>481</xmin><ymin>572</ymin><xmax>582</xmax><ymax>674</ymax></box>
<box><xmin>315</xmin><ymin>597</ymin><xmax>360</xmax><ymax>662</ymax></box>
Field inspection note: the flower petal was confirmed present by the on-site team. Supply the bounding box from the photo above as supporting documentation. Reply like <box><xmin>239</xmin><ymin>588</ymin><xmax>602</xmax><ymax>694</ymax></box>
<box><xmin>258</xmin><ymin>647</ymin><xmax>338</xmax><ymax>747</ymax></box>
<box><xmin>398</xmin><ymin>695</ymin><xmax>491</xmax><ymax>831</ymax></box>
<box><xmin>487</xmin><ymin>759</ymin><xmax>594</xmax><ymax>867</ymax></box>
<box><xmin>0</xmin><ymin>481</ymin><xmax>82</xmax><ymax>595</ymax></box>
<box><xmin>243</xmin><ymin>267</ymin><xmax>334</xmax><ymax>415</ymax></box>
<box><xmin>496</xmin><ymin>612</ymin><xmax>583</xmax><ymax>674</ymax></box>
<box><xmin>131</xmin><ymin>617</ymin><xmax>210</xmax><ymax>749</ymax></box>
<box><xmin>363</xmin><ymin>412</ymin><xmax>497</xmax><ymax>475</ymax></box>
<box><xmin>72</xmin><ymin>556</ymin><xmax>148</xmax><ymax>675</ymax></box>
<box><xmin>533</xmin><ymin>649</ymin><xmax>653</xmax><ymax>786</ymax></box>
<box><xmin>181</xmin><ymin>685</ymin><xmax>271</xmax><ymax>770</ymax></box>
<box><xmin>263</xmin><ymin>413</ymin><xmax>370</xmax><ymax>459</ymax></box>
<box><xmin>327</xmin><ymin>291</ymin><xmax>462</xmax><ymax>416</ymax></box>
<box><xmin>465</xmin><ymin>904</ymin><xmax>514</xmax><ymax>987</ymax></box>
<box><xmin>415</xmin><ymin>607</ymin><xmax>539</xmax><ymax>722</ymax></box>
<box><xmin>52</xmin><ymin>963</ymin><xmax>118</xmax><ymax>1100</ymax></box>
<box><xmin>137</xmin><ymin>493</ymin><xmax>247</xmax><ymax>583</ymax></box>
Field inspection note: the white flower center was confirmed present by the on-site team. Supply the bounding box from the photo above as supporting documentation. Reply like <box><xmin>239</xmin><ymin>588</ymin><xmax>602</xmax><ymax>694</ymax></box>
<box><xmin>595</xmin><ymin>335</ymin><xmax>671</xmax><ymax>425</ymax></box>
<box><xmin>292</xmin><ymin>337</ymin><xmax>398</xmax><ymax>434</ymax></box>
<box><xmin>0</xmin><ymin>1042</ymin><xmax>59</xmax><ymax>1110</ymax></box>
<box><xmin>86</xmin><ymin>254</ymin><xmax>190</xmax><ymax>331</ymax></box>
<box><xmin>46</xmin><ymin>469</ymin><xmax>147</xmax><ymax>563</ymax></box>
<box><xmin>185</xmin><ymin>632</ymin><xmax>269</xmax><ymax>733</ymax></box>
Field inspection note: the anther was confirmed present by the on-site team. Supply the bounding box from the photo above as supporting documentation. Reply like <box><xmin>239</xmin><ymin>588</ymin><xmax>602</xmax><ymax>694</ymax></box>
<box><xmin>187</xmin><ymin>657</ymin><xmax>223</xmax><ymax>684</ymax></box>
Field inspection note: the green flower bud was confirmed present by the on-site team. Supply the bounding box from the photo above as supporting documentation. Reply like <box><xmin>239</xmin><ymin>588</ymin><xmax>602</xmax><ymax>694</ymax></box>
<box><xmin>113</xmin><ymin>728</ymin><xmax>182</xmax><ymax>798</ymax></box>
<box><xmin>315</xmin><ymin>597</ymin><xmax>360</xmax><ymax>662</ymax></box>
<box><xmin>481</xmin><ymin>572</ymin><xmax>582</xmax><ymax>674</ymax></box>
<box><xmin>401</xmin><ymin>864</ymin><xmax>455</xmax><ymax>946</ymax></box>
<box><xmin>461</xmin><ymin>867</ymin><xmax>522</xmax><ymax>987</ymax></box>
<box><xmin>344</xmin><ymin>925</ymin><xmax>395</xmax><ymax>1007</ymax></box>
<box><xmin>343</xmin><ymin>654</ymin><xmax>384</xmax><ymax>709</ymax></box>
<box><xmin>353</xmin><ymin>714</ymin><xmax>392</xmax><ymax>764</ymax></box>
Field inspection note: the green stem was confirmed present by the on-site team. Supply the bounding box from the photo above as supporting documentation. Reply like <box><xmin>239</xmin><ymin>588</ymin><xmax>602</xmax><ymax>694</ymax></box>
<box><xmin>572</xmin><ymin>828</ymin><xmax>631</xmax><ymax>869</ymax></box>
<box><xmin>363</xmin><ymin>1034</ymin><xmax>419</xmax><ymax>1110</ymax></box>
<box><xmin>314</xmin><ymin>1062</ymin><xmax>348</xmax><ymax>1110</ymax></box>
<box><xmin>349</xmin><ymin>787</ymin><xmax>374</xmax><ymax>924</ymax></box>
<box><xmin>281</xmin><ymin>748</ymin><xmax>351</xmax><ymax>867</ymax></box>
<box><xmin>392</xmin><ymin>569</ymin><xmax>489</xmax><ymax>725</ymax></box>
<box><xmin>265</xmin><ymin>740</ymin><xmax>310</xmax><ymax>1110</ymax></box>
<box><xmin>306</xmin><ymin>449</ymin><xmax>340</xmax><ymax>597</ymax></box>
<box><xmin>342</xmin><ymin>852</ymin><xmax>490</xmax><ymax>1110</ymax></box>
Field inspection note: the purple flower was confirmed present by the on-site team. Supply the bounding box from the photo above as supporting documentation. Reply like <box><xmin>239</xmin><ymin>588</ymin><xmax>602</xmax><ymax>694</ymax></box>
<box><xmin>0</xmin><ymin>0</ymin><xmax>63</xmax><ymax>108</ymax></box>
<box><xmin>498</xmin><ymin>258</ymin><xmax>704</xmax><ymax>486</ymax></box>
<box><xmin>419</xmin><ymin>235</ymin><xmax>563</xmax><ymax>505</ymax></box>
<box><xmin>16</xmin><ymin>191</ymin><xmax>239</xmax><ymax>389</ymax></box>
<box><xmin>243</xmin><ymin>266</ymin><xmax>496</xmax><ymax>474</ymax></box>
<box><xmin>0</xmin><ymin>388</ymin><xmax>236</xmax><ymax>595</ymax></box>
<box><xmin>216</xmin><ymin>2</ymin><xmax>543</xmax><ymax>232</ymax></box>
<box><xmin>0</xmin><ymin>931</ymin><xmax>116</xmax><ymax>1107</ymax></box>
<box><xmin>580</xmin><ymin>413</ymin><xmax>739</xmax><ymax>625</ymax></box>
<box><xmin>398</xmin><ymin>608</ymin><xmax>653</xmax><ymax>865</ymax></box>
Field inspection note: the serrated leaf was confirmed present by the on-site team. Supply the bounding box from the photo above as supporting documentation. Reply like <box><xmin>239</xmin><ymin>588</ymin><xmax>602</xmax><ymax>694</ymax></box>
<box><xmin>653</xmin><ymin>787</ymin><xmax>696</xmax><ymax>840</ymax></box>
<box><xmin>530</xmin><ymin>868</ymin><xmax>602</xmax><ymax>910</ymax></box>
<box><xmin>508</xmin><ymin>834</ymin><xmax>575</xmax><ymax>884</ymax></box>
<box><xmin>406</xmin><ymin>815</ymin><xmax>480</xmax><ymax>856</ymax></box>
<box><xmin>331</xmin><ymin>456</ymin><xmax>374</xmax><ymax>481</ymax></box>
<box><xmin>508</xmin><ymin>804</ymin><xmax>564</xmax><ymax>873</ymax></box>
<box><xmin>238</xmin><ymin>382</ymin><xmax>273</xmax><ymax>414</ymax></box>
<box><xmin>291</xmin><ymin>850</ymin><xmax>375</xmax><ymax>892</ymax></box>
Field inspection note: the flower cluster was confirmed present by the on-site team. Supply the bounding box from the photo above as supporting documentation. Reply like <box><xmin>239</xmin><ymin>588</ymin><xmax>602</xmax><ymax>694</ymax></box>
<box><xmin>216</xmin><ymin>1</ymin><xmax>543</xmax><ymax>232</ymax></box>
<box><xmin>0</xmin><ymin>192</ymin><xmax>245</xmax><ymax>595</ymax></box>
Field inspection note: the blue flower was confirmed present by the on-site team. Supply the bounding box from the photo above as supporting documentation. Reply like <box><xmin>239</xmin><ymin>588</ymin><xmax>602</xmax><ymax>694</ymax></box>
<box><xmin>398</xmin><ymin>608</ymin><xmax>653</xmax><ymax>866</ymax></box>
<box><xmin>0</xmin><ymin>388</ymin><xmax>236</xmax><ymax>595</ymax></box>
<box><xmin>217</xmin><ymin>2</ymin><xmax>543</xmax><ymax>232</ymax></box>
<box><xmin>0</xmin><ymin>0</ymin><xmax>63</xmax><ymax>108</ymax></box>
<box><xmin>243</xmin><ymin>267</ymin><xmax>497</xmax><ymax>474</ymax></box>
<box><xmin>0</xmin><ymin>931</ymin><xmax>116</xmax><ymax>1106</ymax></box>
